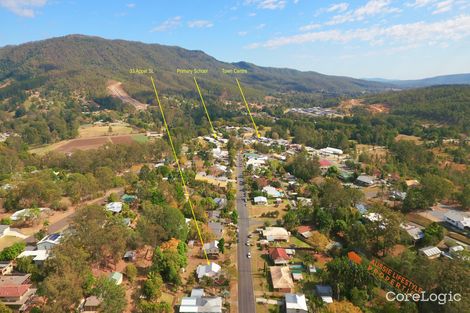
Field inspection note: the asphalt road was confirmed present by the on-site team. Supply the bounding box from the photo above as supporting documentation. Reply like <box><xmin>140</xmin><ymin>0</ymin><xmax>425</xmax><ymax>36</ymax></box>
<box><xmin>236</xmin><ymin>153</ymin><xmax>256</xmax><ymax>313</ymax></box>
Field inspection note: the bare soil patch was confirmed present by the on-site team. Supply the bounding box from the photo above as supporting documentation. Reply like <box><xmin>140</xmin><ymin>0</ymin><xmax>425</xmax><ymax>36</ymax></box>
<box><xmin>107</xmin><ymin>81</ymin><xmax>147</xmax><ymax>111</ymax></box>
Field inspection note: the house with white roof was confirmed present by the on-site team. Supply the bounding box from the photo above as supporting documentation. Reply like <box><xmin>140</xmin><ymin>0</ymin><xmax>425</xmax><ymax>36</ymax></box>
<box><xmin>262</xmin><ymin>227</ymin><xmax>290</xmax><ymax>242</ymax></box>
<box><xmin>106</xmin><ymin>202</ymin><xmax>123</xmax><ymax>214</ymax></box>
<box><xmin>315</xmin><ymin>285</ymin><xmax>333</xmax><ymax>303</ymax></box>
<box><xmin>285</xmin><ymin>294</ymin><xmax>308</xmax><ymax>313</ymax></box>
<box><xmin>320</xmin><ymin>147</ymin><xmax>343</xmax><ymax>155</ymax></box>
<box><xmin>419</xmin><ymin>246</ymin><xmax>441</xmax><ymax>259</ymax></box>
<box><xmin>263</xmin><ymin>186</ymin><xmax>283</xmax><ymax>198</ymax></box>
<box><xmin>444</xmin><ymin>212</ymin><xmax>470</xmax><ymax>230</ymax></box>
<box><xmin>203</xmin><ymin>240</ymin><xmax>220</xmax><ymax>257</ymax></box>
<box><xmin>179</xmin><ymin>289</ymin><xmax>222</xmax><ymax>313</ymax></box>
<box><xmin>254</xmin><ymin>196</ymin><xmax>268</xmax><ymax>205</ymax></box>
<box><xmin>196</xmin><ymin>262</ymin><xmax>221</xmax><ymax>280</ymax></box>
<box><xmin>401</xmin><ymin>224</ymin><xmax>424</xmax><ymax>241</ymax></box>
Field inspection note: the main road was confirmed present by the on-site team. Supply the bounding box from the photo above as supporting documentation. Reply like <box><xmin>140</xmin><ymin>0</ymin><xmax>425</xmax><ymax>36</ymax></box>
<box><xmin>236</xmin><ymin>153</ymin><xmax>256</xmax><ymax>313</ymax></box>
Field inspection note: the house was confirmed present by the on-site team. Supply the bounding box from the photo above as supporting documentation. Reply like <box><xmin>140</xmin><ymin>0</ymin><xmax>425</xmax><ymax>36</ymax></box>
<box><xmin>0</xmin><ymin>261</ymin><xmax>14</xmax><ymax>275</ymax></box>
<box><xmin>401</xmin><ymin>224</ymin><xmax>424</xmax><ymax>241</ymax></box>
<box><xmin>355</xmin><ymin>175</ymin><xmax>376</xmax><ymax>186</ymax></box>
<box><xmin>263</xmin><ymin>186</ymin><xmax>283</xmax><ymax>198</ymax></box>
<box><xmin>419</xmin><ymin>246</ymin><xmax>441</xmax><ymax>259</ymax></box>
<box><xmin>262</xmin><ymin>227</ymin><xmax>290</xmax><ymax>242</ymax></box>
<box><xmin>37</xmin><ymin>233</ymin><xmax>62</xmax><ymax>251</ymax></box>
<box><xmin>315</xmin><ymin>285</ymin><xmax>333</xmax><ymax>303</ymax></box>
<box><xmin>0</xmin><ymin>225</ymin><xmax>10</xmax><ymax>238</ymax></box>
<box><xmin>213</xmin><ymin>198</ymin><xmax>227</xmax><ymax>209</ymax></box>
<box><xmin>208</xmin><ymin>222</ymin><xmax>224</xmax><ymax>238</ymax></box>
<box><xmin>285</xmin><ymin>293</ymin><xmax>308</xmax><ymax>313</ymax></box>
<box><xmin>0</xmin><ymin>275</ymin><xmax>36</xmax><ymax>311</ymax></box>
<box><xmin>390</xmin><ymin>190</ymin><xmax>407</xmax><ymax>201</ymax></box>
<box><xmin>444</xmin><ymin>212</ymin><xmax>470</xmax><ymax>230</ymax></box>
<box><xmin>108</xmin><ymin>272</ymin><xmax>123</xmax><ymax>285</ymax></box>
<box><xmin>196</xmin><ymin>262</ymin><xmax>221</xmax><ymax>280</ymax></box>
<box><xmin>292</xmin><ymin>272</ymin><xmax>303</xmax><ymax>281</ymax></box>
<box><xmin>270</xmin><ymin>266</ymin><xmax>294</xmax><ymax>292</ymax></box>
<box><xmin>320</xmin><ymin>147</ymin><xmax>343</xmax><ymax>155</ymax></box>
<box><xmin>105</xmin><ymin>202</ymin><xmax>123</xmax><ymax>214</ymax></box>
<box><xmin>82</xmin><ymin>296</ymin><xmax>102</xmax><ymax>312</ymax></box>
<box><xmin>203</xmin><ymin>240</ymin><xmax>220</xmax><ymax>257</ymax></box>
<box><xmin>319</xmin><ymin>159</ymin><xmax>333</xmax><ymax>169</ymax></box>
<box><xmin>179</xmin><ymin>288</ymin><xmax>222</xmax><ymax>313</ymax></box>
<box><xmin>123</xmin><ymin>250</ymin><xmax>136</xmax><ymax>262</ymax></box>
<box><xmin>297</xmin><ymin>226</ymin><xmax>313</xmax><ymax>239</ymax></box>
<box><xmin>17</xmin><ymin>250</ymin><xmax>49</xmax><ymax>266</ymax></box>
<box><xmin>254</xmin><ymin>196</ymin><xmax>268</xmax><ymax>205</ymax></box>
<box><xmin>269</xmin><ymin>248</ymin><xmax>289</xmax><ymax>265</ymax></box>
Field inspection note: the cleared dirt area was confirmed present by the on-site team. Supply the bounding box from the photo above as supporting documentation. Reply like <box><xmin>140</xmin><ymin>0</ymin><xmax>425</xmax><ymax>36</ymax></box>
<box><xmin>30</xmin><ymin>134</ymin><xmax>146</xmax><ymax>155</ymax></box>
<box><xmin>395</xmin><ymin>134</ymin><xmax>423</xmax><ymax>144</ymax></box>
<box><xmin>356</xmin><ymin>144</ymin><xmax>389</xmax><ymax>159</ymax></box>
<box><xmin>107</xmin><ymin>81</ymin><xmax>147</xmax><ymax>111</ymax></box>
<box><xmin>339</xmin><ymin>99</ymin><xmax>390</xmax><ymax>115</ymax></box>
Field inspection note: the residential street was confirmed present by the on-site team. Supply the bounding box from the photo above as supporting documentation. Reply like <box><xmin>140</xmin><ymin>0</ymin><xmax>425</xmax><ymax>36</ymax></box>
<box><xmin>236</xmin><ymin>153</ymin><xmax>256</xmax><ymax>313</ymax></box>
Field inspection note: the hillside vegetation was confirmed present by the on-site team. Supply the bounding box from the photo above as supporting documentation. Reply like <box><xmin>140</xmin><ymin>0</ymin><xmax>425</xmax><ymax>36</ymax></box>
<box><xmin>0</xmin><ymin>35</ymin><xmax>389</xmax><ymax>100</ymax></box>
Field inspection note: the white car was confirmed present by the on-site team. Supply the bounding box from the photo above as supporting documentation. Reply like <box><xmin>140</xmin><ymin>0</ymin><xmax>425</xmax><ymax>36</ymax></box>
<box><xmin>245</xmin><ymin>241</ymin><xmax>250</xmax><ymax>246</ymax></box>
<box><xmin>247</xmin><ymin>252</ymin><xmax>251</xmax><ymax>258</ymax></box>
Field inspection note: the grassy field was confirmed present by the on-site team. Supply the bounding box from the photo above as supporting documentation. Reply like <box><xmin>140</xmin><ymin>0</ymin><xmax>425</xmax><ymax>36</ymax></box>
<box><xmin>29</xmin><ymin>123</ymin><xmax>146</xmax><ymax>155</ymax></box>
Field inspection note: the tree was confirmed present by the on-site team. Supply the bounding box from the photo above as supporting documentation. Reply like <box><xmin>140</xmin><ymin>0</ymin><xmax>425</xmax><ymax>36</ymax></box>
<box><xmin>283</xmin><ymin>210</ymin><xmax>300</xmax><ymax>230</ymax></box>
<box><xmin>142</xmin><ymin>272</ymin><xmax>163</xmax><ymax>300</ymax></box>
<box><xmin>421</xmin><ymin>174</ymin><xmax>453</xmax><ymax>204</ymax></box>
<box><xmin>403</xmin><ymin>188</ymin><xmax>429</xmax><ymax>212</ymax></box>
<box><xmin>458</xmin><ymin>185</ymin><xmax>470</xmax><ymax>209</ymax></box>
<box><xmin>0</xmin><ymin>302</ymin><xmax>13</xmax><ymax>313</ymax></box>
<box><xmin>285</xmin><ymin>153</ymin><xmax>320</xmax><ymax>181</ymax></box>
<box><xmin>367</xmin><ymin>205</ymin><xmax>403</xmax><ymax>256</ymax></box>
<box><xmin>137</xmin><ymin>202</ymin><xmax>187</xmax><ymax>244</ymax></box>
<box><xmin>423</xmin><ymin>222</ymin><xmax>445</xmax><ymax>245</ymax></box>
<box><xmin>125</xmin><ymin>264</ymin><xmax>137</xmax><ymax>283</ymax></box>
<box><xmin>71</xmin><ymin>205</ymin><xmax>128</xmax><ymax>265</ymax></box>
<box><xmin>326</xmin><ymin>300</ymin><xmax>362</xmax><ymax>313</ymax></box>
<box><xmin>0</xmin><ymin>242</ymin><xmax>25</xmax><ymax>261</ymax></box>
<box><xmin>92</xmin><ymin>277</ymin><xmax>127</xmax><ymax>313</ymax></box>
<box><xmin>138</xmin><ymin>301</ymin><xmax>171</xmax><ymax>313</ymax></box>
<box><xmin>218</xmin><ymin>238</ymin><xmax>225</xmax><ymax>254</ymax></box>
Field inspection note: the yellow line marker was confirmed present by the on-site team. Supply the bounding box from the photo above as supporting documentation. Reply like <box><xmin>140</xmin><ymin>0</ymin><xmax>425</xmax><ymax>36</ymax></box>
<box><xmin>150</xmin><ymin>76</ymin><xmax>210</xmax><ymax>264</ymax></box>
<box><xmin>193</xmin><ymin>77</ymin><xmax>217</xmax><ymax>138</ymax></box>
<box><xmin>235</xmin><ymin>78</ymin><xmax>261</xmax><ymax>138</ymax></box>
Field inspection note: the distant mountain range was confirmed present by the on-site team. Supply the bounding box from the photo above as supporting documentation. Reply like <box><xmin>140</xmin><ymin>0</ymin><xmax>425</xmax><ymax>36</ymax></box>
<box><xmin>364</xmin><ymin>73</ymin><xmax>470</xmax><ymax>88</ymax></box>
<box><xmin>0</xmin><ymin>35</ymin><xmax>468</xmax><ymax>100</ymax></box>
<box><xmin>0</xmin><ymin>35</ymin><xmax>390</xmax><ymax>99</ymax></box>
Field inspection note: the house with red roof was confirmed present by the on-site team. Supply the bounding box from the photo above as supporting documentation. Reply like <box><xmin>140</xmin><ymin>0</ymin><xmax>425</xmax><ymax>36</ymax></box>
<box><xmin>269</xmin><ymin>247</ymin><xmax>290</xmax><ymax>265</ymax></box>
<box><xmin>0</xmin><ymin>275</ymin><xmax>36</xmax><ymax>311</ymax></box>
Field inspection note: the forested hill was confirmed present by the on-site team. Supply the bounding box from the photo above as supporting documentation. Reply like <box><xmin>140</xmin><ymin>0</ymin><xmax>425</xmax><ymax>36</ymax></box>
<box><xmin>363</xmin><ymin>85</ymin><xmax>470</xmax><ymax>134</ymax></box>
<box><xmin>0</xmin><ymin>34</ymin><xmax>390</xmax><ymax>99</ymax></box>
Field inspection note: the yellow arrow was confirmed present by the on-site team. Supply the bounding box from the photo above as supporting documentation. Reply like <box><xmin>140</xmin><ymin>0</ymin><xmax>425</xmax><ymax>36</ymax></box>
<box><xmin>235</xmin><ymin>78</ymin><xmax>261</xmax><ymax>138</ymax></box>
<box><xmin>150</xmin><ymin>76</ymin><xmax>210</xmax><ymax>264</ymax></box>
<box><xmin>194</xmin><ymin>77</ymin><xmax>217</xmax><ymax>139</ymax></box>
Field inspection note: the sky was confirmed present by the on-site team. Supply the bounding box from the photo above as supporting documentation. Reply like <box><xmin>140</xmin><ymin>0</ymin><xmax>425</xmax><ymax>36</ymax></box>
<box><xmin>0</xmin><ymin>0</ymin><xmax>469</xmax><ymax>79</ymax></box>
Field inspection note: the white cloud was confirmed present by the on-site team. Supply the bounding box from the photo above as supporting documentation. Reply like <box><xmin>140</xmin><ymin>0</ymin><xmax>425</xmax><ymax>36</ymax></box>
<box><xmin>187</xmin><ymin>20</ymin><xmax>214</xmax><ymax>28</ymax></box>
<box><xmin>126</xmin><ymin>3</ymin><xmax>136</xmax><ymax>8</ymax></box>
<box><xmin>326</xmin><ymin>2</ymin><xmax>349</xmax><ymax>13</ymax></box>
<box><xmin>256</xmin><ymin>23</ymin><xmax>266</xmax><ymax>29</ymax></box>
<box><xmin>246</xmin><ymin>0</ymin><xmax>287</xmax><ymax>10</ymax></box>
<box><xmin>247</xmin><ymin>14</ymin><xmax>470</xmax><ymax>48</ymax></box>
<box><xmin>406</xmin><ymin>0</ymin><xmax>436</xmax><ymax>7</ymax></box>
<box><xmin>299</xmin><ymin>23</ymin><xmax>322</xmax><ymax>31</ymax></box>
<box><xmin>238</xmin><ymin>31</ymin><xmax>248</xmax><ymax>36</ymax></box>
<box><xmin>151</xmin><ymin>16</ymin><xmax>182</xmax><ymax>32</ymax></box>
<box><xmin>248</xmin><ymin>12</ymin><xmax>257</xmax><ymax>16</ymax></box>
<box><xmin>326</xmin><ymin>0</ymin><xmax>401</xmax><ymax>25</ymax></box>
<box><xmin>0</xmin><ymin>0</ymin><xmax>47</xmax><ymax>17</ymax></box>
<box><xmin>293</xmin><ymin>0</ymin><xmax>300</xmax><ymax>4</ymax></box>
<box><xmin>433</xmin><ymin>0</ymin><xmax>454</xmax><ymax>14</ymax></box>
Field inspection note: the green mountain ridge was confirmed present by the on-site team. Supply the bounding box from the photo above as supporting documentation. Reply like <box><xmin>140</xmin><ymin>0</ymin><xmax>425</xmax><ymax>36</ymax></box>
<box><xmin>0</xmin><ymin>34</ymin><xmax>391</xmax><ymax>99</ymax></box>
